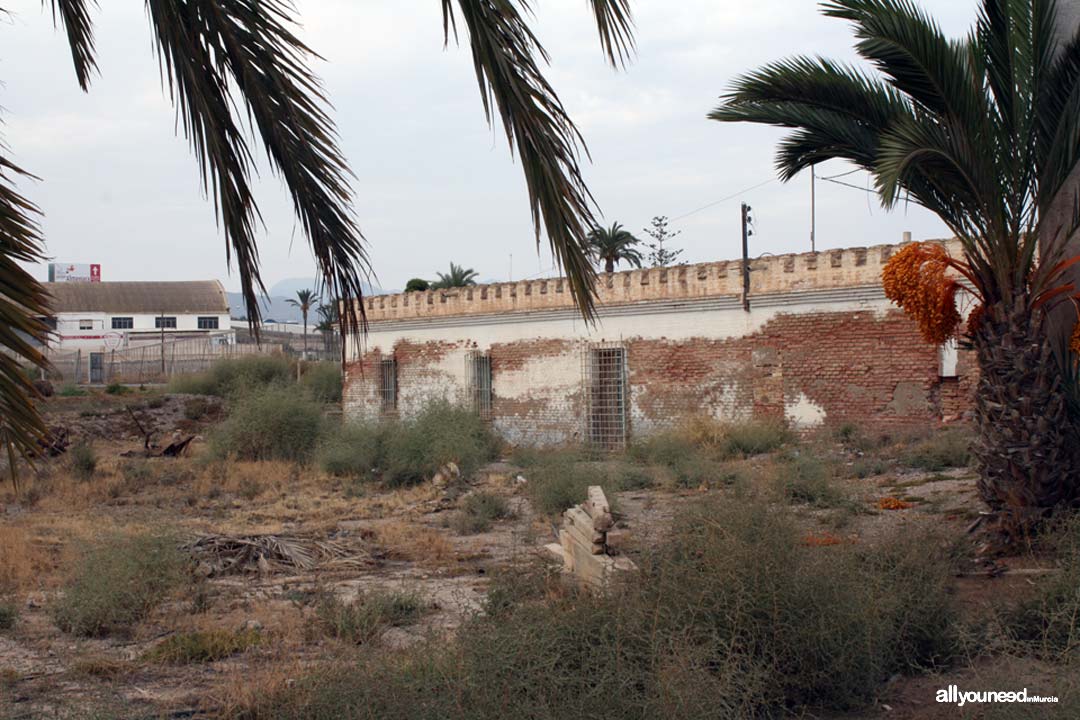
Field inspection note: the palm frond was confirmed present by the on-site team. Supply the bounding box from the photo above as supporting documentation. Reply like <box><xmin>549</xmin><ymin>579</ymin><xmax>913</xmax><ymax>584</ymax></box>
<box><xmin>143</xmin><ymin>0</ymin><xmax>370</xmax><ymax>343</ymax></box>
<box><xmin>711</xmin><ymin>57</ymin><xmax>913</xmax><ymax>179</ymax></box>
<box><xmin>443</xmin><ymin>0</ymin><xmax>599</xmax><ymax>319</ymax></box>
<box><xmin>587</xmin><ymin>0</ymin><xmax>635</xmax><ymax>68</ymax></box>
<box><xmin>48</xmin><ymin>0</ymin><xmax>99</xmax><ymax>90</ymax></box>
<box><xmin>0</xmin><ymin>152</ymin><xmax>51</xmax><ymax>491</ymax></box>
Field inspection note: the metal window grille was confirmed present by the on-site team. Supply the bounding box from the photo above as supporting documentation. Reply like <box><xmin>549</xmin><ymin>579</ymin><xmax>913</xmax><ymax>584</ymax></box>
<box><xmin>379</xmin><ymin>358</ymin><xmax>397</xmax><ymax>413</ymax></box>
<box><xmin>584</xmin><ymin>344</ymin><xmax>628</xmax><ymax>449</ymax></box>
<box><xmin>111</xmin><ymin>317</ymin><xmax>134</xmax><ymax>330</ymax></box>
<box><xmin>466</xmin><ymin>351</ymin><xmax>493</xmax><ymax>418</ymax></box>
<box><xmin>155</xmin><ymin>316</ymin><xmax>177</xmax><ymax>329</ymax></box>
<box><xmin>197</xmin><ymin>316</ymin><xmax>220</xmax><ymax>330</ymax></box>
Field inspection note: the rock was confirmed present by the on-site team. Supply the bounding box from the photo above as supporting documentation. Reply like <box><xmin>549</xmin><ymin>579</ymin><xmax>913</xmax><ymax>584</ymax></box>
<box><xmin>431</xmin><ymin>462</ymin><xmax>460</xmax><ymax>489</ymax></box>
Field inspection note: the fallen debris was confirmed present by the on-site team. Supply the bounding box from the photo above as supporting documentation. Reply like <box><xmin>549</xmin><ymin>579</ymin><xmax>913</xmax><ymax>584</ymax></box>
<box><xmin>184</xmin><ymin>533</ymin><xmax>378</xmax><ymax>576</ymax></box>
<box><xmin>33</xmin><ymin>426</ymin><xmax>70</xmax><ymax>458</ymax></box>
<box><xmin>546</xmin><ymin>486</ymin><xmax>635</xmax><ymax>587</ymax></box>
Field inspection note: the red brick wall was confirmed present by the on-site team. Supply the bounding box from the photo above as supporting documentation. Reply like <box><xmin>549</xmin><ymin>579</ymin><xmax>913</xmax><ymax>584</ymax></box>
<box><xmin>343</xmin><ymin>307</ymin><xmax>972</xmax><ymax>443</ymax></box>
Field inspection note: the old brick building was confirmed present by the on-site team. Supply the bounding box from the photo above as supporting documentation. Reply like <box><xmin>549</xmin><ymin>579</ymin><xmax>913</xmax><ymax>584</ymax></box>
<box><xmin>343</xmin><ymin>240</ymin><xmax>973</xmax><ymax>447</ymax></box>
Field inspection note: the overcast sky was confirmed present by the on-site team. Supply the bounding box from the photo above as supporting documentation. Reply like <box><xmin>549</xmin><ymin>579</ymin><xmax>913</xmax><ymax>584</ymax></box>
<box><xmin>2</xmin><ymin>0</ymin><xmax>977</xmax><ymax>295</ymax></box>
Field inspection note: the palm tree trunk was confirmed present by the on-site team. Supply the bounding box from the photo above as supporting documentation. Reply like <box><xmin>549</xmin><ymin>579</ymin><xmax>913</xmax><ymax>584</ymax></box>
<box><xmin>971</xmin><ymin>301</ymin><xmax>1080</xmax><ymax>528</ymax></box>
<box><xmin>605</xmin><ymin>257</ymin><xmax>614</xmax><ymax>273</ymax></box>
<box><xmin>302</xmin><ymin>312</ymin><xmax>308</xmax><ymax>358</ymax></box>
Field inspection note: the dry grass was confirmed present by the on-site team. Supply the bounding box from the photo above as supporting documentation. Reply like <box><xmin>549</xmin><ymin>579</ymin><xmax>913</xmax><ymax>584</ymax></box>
<box><xmin>0</xmin><ymin>526</ymin><xmax>38</xmax><ymax>595</ymax></box>
<box><xmin>375</xmin><ymin>521</ymin><xmax>455</xmax><ymax>567</ymax></box>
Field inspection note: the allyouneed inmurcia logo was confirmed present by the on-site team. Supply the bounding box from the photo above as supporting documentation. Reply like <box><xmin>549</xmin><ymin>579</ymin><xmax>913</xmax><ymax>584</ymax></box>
<box><xmin>936</xmin><ymin>685</ymin><xmax>1058</xmax><ymax>707</ymax></box>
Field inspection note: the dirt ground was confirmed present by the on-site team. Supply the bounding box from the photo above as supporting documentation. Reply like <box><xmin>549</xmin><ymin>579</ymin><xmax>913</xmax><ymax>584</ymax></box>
<box><xmin>0</xmin><ymin>390</ymin><xmax>1073</xmax><ymax>719</ymax></box>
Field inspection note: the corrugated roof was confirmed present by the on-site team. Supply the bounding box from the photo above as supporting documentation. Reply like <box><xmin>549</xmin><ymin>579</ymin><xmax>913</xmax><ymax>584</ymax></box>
<box><xmin>45</xmin><ymin>281</ymin><xmax>230</xmax><ymax>315</ymax></box>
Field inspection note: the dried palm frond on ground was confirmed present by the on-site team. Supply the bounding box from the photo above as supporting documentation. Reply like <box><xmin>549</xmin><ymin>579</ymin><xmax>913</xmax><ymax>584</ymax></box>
<box><xmin>184</xmin><ymin>533</ymin><xmax>378</xmax><ymax>576</ymax></box>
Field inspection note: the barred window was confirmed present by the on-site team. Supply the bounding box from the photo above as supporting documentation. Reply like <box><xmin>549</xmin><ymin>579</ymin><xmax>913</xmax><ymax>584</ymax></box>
<box><xmin>586</xmin><ymin>345</ymin><xmax>628</xmax><ymax>449</ymax></box>
<box><xmin>155</xmin><ymin>316</ymin><xmax>177</xmax><ymax>329</ymax></box>
<box><xmin>197</xmin><ymin>316</ymin><xmax>219</xmax><ymax>330</ymax></box>
<box><xmin>467</xmin><ymin>351</ymin><xmax>493</xmax><ymax>418</ymax></box>
<box><xmin>111</xmin><ymin>317</ymin><xmax>133</xmax><ymax>330</ymax></box>
<box><xmin>379</xmin><ymin>358</ymin><xmax>397</xmax><ymax>413</ymax></box>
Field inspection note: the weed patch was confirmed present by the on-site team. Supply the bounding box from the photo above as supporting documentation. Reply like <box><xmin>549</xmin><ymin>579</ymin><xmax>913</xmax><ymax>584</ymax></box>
<box><xmin>379</xmin><ymin>401</ymin><xmax>499</xmax><ymax>486</ymax></box>
<box><xmin>241</xmin><ymin>498</ymin><xmax>958</xmax><ymax>719</ymax></box>
<box><xmin>450</xmin><ymin>492</ymin><xmax>512</xmax><ymax>534</ymax></box>
<box><xmin>903</xmin><ymin>428</ymin><xmax>972</xmax><ymax>471</ymax></box>
<box><xmin>52</xmin><ymin>533</ymin><xmax>187</xmax><ymax>637</ymax></box>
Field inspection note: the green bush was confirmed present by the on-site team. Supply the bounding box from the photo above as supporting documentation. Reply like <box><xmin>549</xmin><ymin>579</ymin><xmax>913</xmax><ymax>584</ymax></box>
<box><xmin>723</xmin><ymin>420</ymin><xmax>791</xmax><ymax>456</ymax></box>
<box><xmin>317</xmin><ymin>589</ymin><xmax>425</xmax><ymax>644</ymax></box>
<box><xmin>58</xmin><ymin>384</ymin><xmax>87</xmax><ymax>397</ymax></box>
<box><xmin>70</xmin><ymin>442</ymin><xmax>97</xmax><ymax>482</ymax></box>
<box><xmin>777</xmin><ymin>454</ymin><xmax>851</xmax><ymax>508</ymax></box>
<box><xmin>379</xmin><ymin>401</ymin><xmax>499</xmax><ymax>487</ymax></box>
<box><xmin>301</xmin><ymin>362</ymin><xmax>343</xmax><ymax>404</ymax></box>
<box><xmin>0</xmin><ymin>601</ymin><xmax>17</xmax><ymax>631</ymax></box>
<box><xmin>903</xmin><ymin>428</ymin><xmax>972</xmax><ymax>471</ymax></box>
<box><xmin>450</xmin><ymin>492</ymin><xmax>512</xmax><ymax>534</ymax></box>
<box><xmin>209</xmin><ymin>385</ymin><xmax>325</xmax><ymax>463</ymax></box>
<box><xmin>183</xmin><ymin>396</ymin><xmax>211</xmax><ymax>420</ymax></box>
<box><xmin>168</xmin><ymin>354</ymin><xmax>292</xmax><ymax>397</ymax></box>
<box><xmin>143</xmin><ymin>628</ymin><xmax>261</xmax><ymax>664</ymax></box>
<box><xmin>104</xmin><ymin>382</ymin><xmax>130</xmax><ymax>395</ymax></box>
<box><xmin>317</xmin><ymin>422</ymin><xmax>384</xmax><ymax>480</ymax></box>
<box><xmin>52</xmin><ymin>533</ymin><xmax>186</xmax><ymax>637</ymax></box>
<box><xmin>242</xmin><ymin>499</ymin><xmax>958</xmax><ymax>720</ymax></box>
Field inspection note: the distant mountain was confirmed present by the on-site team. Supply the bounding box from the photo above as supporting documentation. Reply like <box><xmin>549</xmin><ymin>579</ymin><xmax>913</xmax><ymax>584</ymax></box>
<box><xmin>226</xmin><ymin>278</ymin><xmax>387</xmax><ymax>322</ymax></box>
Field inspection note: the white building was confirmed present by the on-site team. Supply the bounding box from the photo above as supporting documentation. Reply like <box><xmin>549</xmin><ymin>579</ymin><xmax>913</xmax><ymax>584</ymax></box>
<box><xmin>44</xmin><ymin>281</ymin><xmax>232</xmax><ymax>352</ymax></box>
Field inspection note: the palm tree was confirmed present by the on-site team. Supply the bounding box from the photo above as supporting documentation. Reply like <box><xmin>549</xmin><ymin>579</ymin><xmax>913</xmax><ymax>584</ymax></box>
<box><xmin>314</xmin><ymin>303</ymin><xmax>339</xmax><ymax>354</ymax></box>
<box><xmin>587</xmin><ymin>222</ymin><xmax>644</xmax><ymax>273</ymax></box>
<box><xmin>432</xmin><ymin>263</ymin><xmax>480</xmax><ymax>289</ymax></box>
<box><xmin>286</xmin><ymin>289</ymin><xmax>316</xmax><ymax>358</ymax></box>
<box><xmin>712</xmin><ymin>0</ymin><xmax>1080</xmax><ymax>528</ymax></box>
<box><xmin>0</xmin><ymin>1</ymin><xmax>636</xmax><ymax>486</ymax></box>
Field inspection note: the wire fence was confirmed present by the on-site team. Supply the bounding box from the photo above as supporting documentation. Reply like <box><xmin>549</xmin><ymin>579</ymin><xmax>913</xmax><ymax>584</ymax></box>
<box><xmin>43</xmin><ymin>335</ymin><xmax>286</xmax><ymax>385</ymax></box>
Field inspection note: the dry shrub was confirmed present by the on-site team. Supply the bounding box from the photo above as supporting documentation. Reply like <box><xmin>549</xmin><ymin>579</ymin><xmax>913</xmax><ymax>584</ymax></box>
<box><xmin>375</xmin><ymin>522</ymin><xmax>454</xmax><ymax>566</ymax></box>
<box><xmin>316</xmin><ymin>589</ymin><xmax>425</xmax><ymax>644</ymax></box>
<box><xmin>209</xmin><ymin>385</ymin><xmax>325</xmax><ymax>463</ymax></box>
<box><xmin>299</xmin><ymin>362</ymin><xmax>342</xmax><ymax>404</ymax></box>
<box><xmin>144</xmin><ymin>628</ymin><xmax>262</xmax><ymax>664</ymax></box>
<box><xmin>1000</xmin><ymin>514</ymin><xmax>1080</xmax><ymax>662</ymax></box>
<box><xmin>168</xmin><ymin>354</ymin><xmax>291</xmax><ymax>397</ymax></box>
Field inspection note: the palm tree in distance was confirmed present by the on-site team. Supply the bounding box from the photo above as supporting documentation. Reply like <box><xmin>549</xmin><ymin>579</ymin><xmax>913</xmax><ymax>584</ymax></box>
<box><xmin>0</xmin><ymin>1</ymin><xmax>636</xmax><ymax>485</ymax></box>
<box><xmin>286</xmin><ymin>289</ymin><xmax>316</xmax><ymax>358</ymax></box>
<box><xmin>587</xmin><ymin>222</ymin><xmax>644</xmax><ymax>273</ymax></box>
<box><xmin>712</xmin><ymin>0</ymin><xmax>1080</xmax><ymax>529</ymax></box>
<box><xmin>432</xmin><ymin>263</ymin><xmax>480</xmax><ymax>289</ymax></box>
<box><xmin>314</xmin><ymin>303</ymin><xmax>339</xmax><ymax>354</ymax></box>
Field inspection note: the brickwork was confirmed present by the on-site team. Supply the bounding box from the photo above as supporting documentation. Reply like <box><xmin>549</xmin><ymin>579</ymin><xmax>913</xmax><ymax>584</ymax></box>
<box><xmin>342</xmin><ymin>240</ymin><xmax>975</xmax><ymax>445</ymax></box>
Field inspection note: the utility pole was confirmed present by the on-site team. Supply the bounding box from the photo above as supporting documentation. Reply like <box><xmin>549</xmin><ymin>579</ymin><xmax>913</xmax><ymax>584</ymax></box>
<box><xmin>810</xmin><ymin>166</ymin><xmax>816</xmax><ymax>252</ymax></box>
<box><xmin>160</xmin><ymin>312</ymin><xmax>166</xmax><ymax>377</ymax></box>
<box><xmin>741</xmin><ymin>203</ymin><xmax>752</xmax><ymax>312</ymax></box>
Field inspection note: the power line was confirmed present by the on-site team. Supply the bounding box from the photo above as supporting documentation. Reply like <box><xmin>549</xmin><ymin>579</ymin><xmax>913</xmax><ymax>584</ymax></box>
<box><xmin>818</xmin><ymin>167</ymin><xmax>862</xmax><ymax>181</ymax></box>
<box><xmin>819</xmin><ymin>175</ymin><xmax>877</xmax><ymax>194</ymax></box>
<box><xmin>669</xmin><ymin>178</ymin><xmax>777</xmax><ymax>222</ymax></box>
